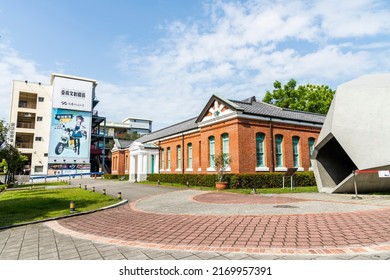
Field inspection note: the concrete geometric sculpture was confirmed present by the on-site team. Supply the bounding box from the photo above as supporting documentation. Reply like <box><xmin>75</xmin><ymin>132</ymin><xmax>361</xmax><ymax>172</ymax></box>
<box><xmin>312</xmin><ymin>74</ymin><xmax>390</xmax><ymax>193</ymax></box>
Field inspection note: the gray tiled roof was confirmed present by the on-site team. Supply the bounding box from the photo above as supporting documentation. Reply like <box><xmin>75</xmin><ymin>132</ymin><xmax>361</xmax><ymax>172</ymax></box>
<box><xmin>138</xmin><ymin>96</ymin><xmax>325</xmax><ymax>144</ymax></box>
<box><xmin>231</xmin><ymin>99</ymin><xmax>325</xmax><ymax>124</ymax></box>
<box><xmin>137</xmin><ymin>117</ymin><xmax>198</xmax><ymax>143</ymax></box>
<box><xmin>113</xmin><ymin>139</ymin><xmax>133</xmax><ymax>149</ymax></box>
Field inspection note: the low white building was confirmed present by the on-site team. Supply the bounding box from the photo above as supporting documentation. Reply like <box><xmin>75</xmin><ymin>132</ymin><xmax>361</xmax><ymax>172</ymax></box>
<box><xmin>128</xmin><ymin>142</ymin><xmax>159</xmax><ymax>182</ymax></box>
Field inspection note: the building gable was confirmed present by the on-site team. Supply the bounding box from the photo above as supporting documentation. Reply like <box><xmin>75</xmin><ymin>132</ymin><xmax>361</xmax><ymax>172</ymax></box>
<box><xmin>196</xmin><ymin>95</ymin><xmax>243</xmax><ymax>123</ymax></box>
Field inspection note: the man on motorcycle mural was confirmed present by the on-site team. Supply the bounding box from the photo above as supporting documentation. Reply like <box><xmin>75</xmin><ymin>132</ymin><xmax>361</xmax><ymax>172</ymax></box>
<box><xmin>71</xmin><ymin>115</ymin><xmax>86</xmax><ymax>155</ymax></box>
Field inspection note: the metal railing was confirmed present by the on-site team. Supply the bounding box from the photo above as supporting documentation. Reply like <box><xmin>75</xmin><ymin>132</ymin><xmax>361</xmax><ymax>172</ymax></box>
<box><xmin>17</xmin><ymin>122</ymin><xmax>35</xmax><ymax>129</ymax></box>
<box><xmin>29</xmin><ymin>172</ymin><xmax>105</xmax><ymax>183</ymax></box>
<box><xmin>16</xmin><ymin>142</ymin><xmax>33</xmax><ymax>149</ymax></box>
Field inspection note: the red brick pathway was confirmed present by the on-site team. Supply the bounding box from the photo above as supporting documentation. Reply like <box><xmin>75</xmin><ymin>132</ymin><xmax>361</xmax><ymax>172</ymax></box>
<box><xmin>56</xmin><ymin>200</ymin><xmax>390</xmax><ymax>254</ymax></box>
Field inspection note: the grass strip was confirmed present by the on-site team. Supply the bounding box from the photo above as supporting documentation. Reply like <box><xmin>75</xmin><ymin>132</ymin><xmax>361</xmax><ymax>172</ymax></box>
<box><xmin>0</xmin><ymin>188</ymin><xmax>118</xmax><ymax>227</ymax></box>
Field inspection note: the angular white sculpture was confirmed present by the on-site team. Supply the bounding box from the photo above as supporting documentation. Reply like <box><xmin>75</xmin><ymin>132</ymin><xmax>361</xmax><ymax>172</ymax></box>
<box><xmin>312</xmin><ymin>74</ymin><xmax>390</xmax><ymax>193</ymax></box>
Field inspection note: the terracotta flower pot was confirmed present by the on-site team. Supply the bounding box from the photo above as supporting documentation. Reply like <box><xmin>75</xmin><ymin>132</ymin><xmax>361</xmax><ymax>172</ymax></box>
<box><xmin>215</xmin><ymin>182</ymin><xmax>228</xmax><ymax>190</ymax></box>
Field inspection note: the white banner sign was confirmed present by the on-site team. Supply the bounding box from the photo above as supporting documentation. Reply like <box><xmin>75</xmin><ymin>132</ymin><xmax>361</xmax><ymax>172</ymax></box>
<box><xmin>52</xmin><ymin>76</ymin><xmax>93</xmax><ymax>112</ymax></box>
<box><xmin>378</xmin><ymin>170</ymin><xmax>390</xmax><ymax>178</ymax></box>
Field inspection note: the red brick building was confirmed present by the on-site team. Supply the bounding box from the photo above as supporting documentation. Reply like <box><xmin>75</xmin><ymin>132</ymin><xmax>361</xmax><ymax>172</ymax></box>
<box><xmin>111</xmin><ymin>95</ymin><xmax>324</xmax><ymax>181</ymax></box>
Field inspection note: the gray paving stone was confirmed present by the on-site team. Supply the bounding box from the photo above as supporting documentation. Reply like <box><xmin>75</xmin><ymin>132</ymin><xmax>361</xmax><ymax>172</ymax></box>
<box><xmin>207</xmin><ymin>254</ymin><xmax>230</xmax><ymax>260</ymax></box>
<box><xmin>99</xmin><ymin>248</ymin><xmax>123</xmax><ymax>258</ymax></box>
<box><xmin>59</xmin><ymin>251</ymin><xmax>81</xmax><ymax>260</ymax></box>
<box><xmin>167</xmin><ymin>251</ymin><xmax>195</xmax><ymax>260</ymax></box>
<box><xmin>179</xmin><ymin>254</ymin><xmax>203</xmax><ymax>260</ymax></box>
<box><xmin>0</xmin><ymin>252</ymin><xmax>19</xmax><ymax>259</ymax></box>
<box><xmin>103</xmin><ymin>254</ymin><xmax>127</xmax><ymax>260</ymax></box>
<box><xmin>19</xmin><ymin>251</ymin><xmax>38</xmax><ymax>259</ymax></box>
<box><xmin>121</xmin><ymin>251</ymin><xmax>151</xmax><ymax>260</ymax></box>
<box><xmin>80</xmin><ymin>253</ymin><xmax>103</xmax><ymax>260</ymax></box>
<box><xmin>153</xmin><ymin>254</ymin><xmax>177</xmax><ymax>260</ymax></box>
<box><xmin>40</xmin><ymin>254</ymin><xmax>59</xmax><ymax>260</ymax></box>
<box><xmin>143</xmin><ymin>250</ymin><xmax>172</xmax><ymax>259</ymax></box>
<box><xmin>193</xmin><ymin>252</ymin><xmax>224</xmax><ymax>260</ymax></box>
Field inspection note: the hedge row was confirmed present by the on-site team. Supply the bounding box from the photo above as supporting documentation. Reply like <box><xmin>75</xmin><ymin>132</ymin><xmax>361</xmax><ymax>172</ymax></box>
<box><xmin>103</xmin><ymin>174</ymin><xmax>129</xmax><ymax>180</ymax></box>
<box><xmin>146</xmin><ymin>172</ymin><xmax>316</xmax><ymax>189</ymax></box>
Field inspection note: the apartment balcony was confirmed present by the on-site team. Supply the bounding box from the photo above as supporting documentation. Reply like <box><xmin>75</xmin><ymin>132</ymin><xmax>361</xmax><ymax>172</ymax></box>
<box><xmin>15</xmin><ymin>132</ymin><xmax>34</xmax><ymax>149</ymax></box>
<box><xmin>18</xmin><ymin>92</ymin><xmax>37</xmax><ymax>109</ymax></box>
<box><xmin>17</xmin><ymin>112</ymin><xmax>36</xmax><ymax>130</ymax></box>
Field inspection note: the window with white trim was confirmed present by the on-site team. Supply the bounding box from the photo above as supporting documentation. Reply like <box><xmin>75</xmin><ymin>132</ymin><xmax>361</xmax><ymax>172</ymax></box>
<box><xmin>256</xmin><ymin>133</ymin><xmax>265</xmax><ymax>167</ymax></box>
<box><xmin>177</xmin><ymin>145</ymin><xmax>181</xmax><ymax>170</ymax></box>
<box><xmin>221</xmin><ymin>133</ymin><xmax>229</xmax><ymax>167</ymax></box>
<box><xmin>167</xmin><ymin>147</ymin><xmax>171</xmax><ymax>170</ymax></box>
<box><xmin>275</xmin><ymin>134</ymin><xmax>283</xmax><ymax>167</ymax></box>
<box><xmin>292</xmin><ymin>136</ymin><xmax>300</xmax><ymax>167</ymax></box>
<box><xmin>209</xmin><ymin>136</ymin><xmax>215</xmax><ymax>167</ymax></box>
<box><xmin>161</xmin><ymin>148</ymin><xmax>165</xmax><ymax>170</ymax></box>
<box><xmin>187</xmin><ymin>143</ymin><xmax>192</xmax><ymax>169</ymax></box>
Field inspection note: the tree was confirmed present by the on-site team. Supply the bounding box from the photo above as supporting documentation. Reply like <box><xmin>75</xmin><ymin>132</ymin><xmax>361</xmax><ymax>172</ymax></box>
<box><xmin>0</xmin><ymin>120</ymin><xmax>28</xmax><ymax>184</ymax></box>
<box><xmin>262</xmin><ymin>79</ymin><xmax>335</xmax><ymax>114</ymax></box>
<box><xmin>214</xmin><ymin>152</ymin><xmax>232</xmax><ymax>182</ymax></box>
<box><xmin>0</xmin><ymin>145</ymin><xmax>28</xmax><ymax>184</ymax></box>
<box><xmin>0</xmin><ymin>119</ymin><xmax>7</xmax><ymax>145</ymax></box>
<box><xmin>0</xmin><ymin>159</ymin><xmax>7</xmax><ymax>173</ymax></box>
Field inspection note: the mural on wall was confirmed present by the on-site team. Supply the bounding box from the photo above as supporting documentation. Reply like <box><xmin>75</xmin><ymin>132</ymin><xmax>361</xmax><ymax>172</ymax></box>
<box><xmin>48</xmin><ymin>108</ymin><xmax>91</xmax><ymax>164</ymax></box>
<box><xmin>48</xmin><ymin>76</ymin><xmax>94</xmax><ymax>174</ymax></box>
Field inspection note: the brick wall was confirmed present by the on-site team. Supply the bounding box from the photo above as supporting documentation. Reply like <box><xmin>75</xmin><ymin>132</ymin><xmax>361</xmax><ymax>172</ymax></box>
<box><xmin>157</xmin><ymin>117</ymin><xmax>320</xmax><ymax>175</ymax></box>
<box><xmin>111</xmin><ymin>149</ymin><xmax>130</xmax><ymax>174</ymax></box>
<box><xmin>111</xmin><ymin>115</ymin><xmax>321</xmax><ymax>175</ymax></box>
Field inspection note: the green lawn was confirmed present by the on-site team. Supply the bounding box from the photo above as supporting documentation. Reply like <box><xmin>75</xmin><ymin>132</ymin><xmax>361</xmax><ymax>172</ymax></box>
<box><xmin>0</xmin><ymin>188</ymin><xmax>119</xmax><ymax>227</ymax></box>
<box><xmin>139</xmin><ymin>181</ymin><xmax>318</xmax><ymax>194</ymax></box>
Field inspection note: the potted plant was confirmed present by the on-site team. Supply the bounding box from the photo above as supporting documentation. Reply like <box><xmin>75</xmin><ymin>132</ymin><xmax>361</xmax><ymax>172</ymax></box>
<box><xmin>214</xmin><ymin>152</ymin><xmax>232</xmax><ymax>189</ymax></box>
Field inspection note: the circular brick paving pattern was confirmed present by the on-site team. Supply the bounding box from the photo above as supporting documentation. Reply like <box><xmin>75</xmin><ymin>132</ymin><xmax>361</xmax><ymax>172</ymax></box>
<box><xmin>57</xmin><ymin>202</ymin><xmax>390</xmax><ymax>252</ymax></box>
<box><xmin>193</xmin><ymin>192</ymin><xmax>309</xmax><ymax>204</ymax></box>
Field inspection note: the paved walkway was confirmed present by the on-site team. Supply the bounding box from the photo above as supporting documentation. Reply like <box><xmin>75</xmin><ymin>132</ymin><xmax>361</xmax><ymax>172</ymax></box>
<box><xmin>1</xmin><ymin>178</ymin><xmax>390</xmax><ymax>260</ymax></box>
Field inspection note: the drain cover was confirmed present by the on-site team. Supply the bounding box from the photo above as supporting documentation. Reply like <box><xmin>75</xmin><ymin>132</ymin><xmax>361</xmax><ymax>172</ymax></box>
<box><xmin>273</xmin><ymin>205</ymin><xmax>299</xmax><ymax>208</ymax></box>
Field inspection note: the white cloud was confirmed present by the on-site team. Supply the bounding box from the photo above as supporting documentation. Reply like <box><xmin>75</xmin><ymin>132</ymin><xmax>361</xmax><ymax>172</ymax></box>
<box><xmin>112</xmin><ymin>0</ymin><xmax>390</xmax><ymax>129</ymax></box>
<box><xmin>2</xmin><ymin>0</ymin><xmax>390</xmax><ymax>132</ymax></box>
<box><xmin>315</xmin><ymin>0</ymin><xmax>390</xmax><ymax>38</ymax></box>
<box><xmin>0</xmin><ymin>41</ymin><xmax>48</xmax><ymax>121</ymax></box>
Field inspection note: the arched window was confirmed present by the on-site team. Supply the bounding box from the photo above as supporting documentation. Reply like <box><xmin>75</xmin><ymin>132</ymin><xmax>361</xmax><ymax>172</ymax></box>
<box><xmin>209</xmin><ymin>136</ymin><xmax>215</xmax><ymax>167</ymax></box>
<box><xmin>167</xmin><ymin>147</ymin><xmax>171</xmax><ymax>170</ymax></box>
<box><xmin>177</xmin><ymin>145</ymin><xmax>181</xmax><ymax>170</ymax></box>
<box><xmin>187</xmin><ymin>143</ymin><xmax>193</xmax><ymax>169</ymax></box>
<box><xmin>221</xmin><ymin>133</ymin><xmax>229</xmax><ymax>167</ymax></box>
<box><xmin>161</xmin><ymin>148</ymin><xmax>165</xmax><ymax>170</ymax></box>
<box><xmin>275</xmin><ymin>134</ymin><xmax>283</xmax><ymax>167</ymax></box>
<box><xmin>125</xmin><ymin>155</ymin><xmax>129</xmax><ymax>171</ymax></box>
<box><xmin>308</xmin><ymin>137</ymin><xmax>315</xmax><ymax>167</ymax></box>
<box><xmin>256</xmin><ymin>133</ymin><xmax>265</xmax><ymax>167</ymax></box>
<box><xmin>292</xmin><ymin>136</ymin><xmax>300</xmax><ymax>167</ymax></box>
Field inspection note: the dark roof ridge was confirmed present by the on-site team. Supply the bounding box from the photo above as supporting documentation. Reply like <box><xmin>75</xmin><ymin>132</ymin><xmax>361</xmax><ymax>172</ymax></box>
<box><xmin>228</xmin><ymin>98</ymin><xmax>253</xmax><ymax>105</ymax></box>
<box><xmin>281</xmin><ymin>107</ymin><xmax>326</xmax><ymax>116</ymax></box>
<box><xmin>147</xmin><ymin>116</ymin><xmax>197</xmax><ymax>135</ymax></box>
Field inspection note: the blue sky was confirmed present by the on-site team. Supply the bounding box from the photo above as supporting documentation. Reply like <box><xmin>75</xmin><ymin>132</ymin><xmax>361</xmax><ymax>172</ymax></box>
<box><xmin>1</xmin><ymin>0</ymin><xmax>390</xmax><ymax>130</ymax></box>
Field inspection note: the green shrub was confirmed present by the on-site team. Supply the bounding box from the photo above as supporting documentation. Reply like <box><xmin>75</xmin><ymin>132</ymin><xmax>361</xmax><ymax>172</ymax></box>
<box><xmin>104</xmin><ymin>174</ymin><xmax>129</xmax><ymax>180</ymax></box>
<box><xmin>146</xmin><ymin>172</ymin><xmax>316</xmax><ymax>189</ymax></box>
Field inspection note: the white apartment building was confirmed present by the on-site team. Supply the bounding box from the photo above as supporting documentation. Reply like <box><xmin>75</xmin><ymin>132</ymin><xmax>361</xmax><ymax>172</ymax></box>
<box><xmin>104</xmin><ymin>117</ymin><xmax>152</xmax><ymax>138</ymax></box>
<box><xmin>8</xmin><ymin>73</ymin><xmax>105</xmax><ymax>176</ymax></box>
